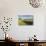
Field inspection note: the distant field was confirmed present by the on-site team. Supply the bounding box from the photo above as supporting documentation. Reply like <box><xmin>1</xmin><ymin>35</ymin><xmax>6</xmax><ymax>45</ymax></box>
<box><xmin>18</xmin><ymin>19</ymin><xmax>33</xmax><ymax>25</ymax></box>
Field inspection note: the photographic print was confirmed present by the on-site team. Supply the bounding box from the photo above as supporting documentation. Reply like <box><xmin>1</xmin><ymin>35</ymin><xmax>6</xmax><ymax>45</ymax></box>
<box><xmin>18</xmin><ymin>15</ymin><xmax>33</xmax><ymax>25</ymax></box>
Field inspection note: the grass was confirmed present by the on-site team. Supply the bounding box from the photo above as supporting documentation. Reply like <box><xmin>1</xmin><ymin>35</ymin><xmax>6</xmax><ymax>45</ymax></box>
<box><xmin>18</xmin><ymin>19</ymin><xmax>33</xmax><ymax>25</ymax></box>
<box><xmin>18</xmin><ymin>19</ymin><xmax>26</xmax><ymax>25</ymax></box>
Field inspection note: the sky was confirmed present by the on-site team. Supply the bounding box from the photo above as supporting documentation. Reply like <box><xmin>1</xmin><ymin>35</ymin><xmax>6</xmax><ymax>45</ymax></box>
<box><xmin>18</xmin><ymin>15</ymin><xmax>33</xmax><ymax>19</ymax></box>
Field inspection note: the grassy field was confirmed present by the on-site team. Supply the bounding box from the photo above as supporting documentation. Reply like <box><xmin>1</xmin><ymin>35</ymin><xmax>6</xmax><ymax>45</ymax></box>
<box><xmin>18</xmin><ymin>19</ymin><xmax>33</xmax><ymax>25</ymax></box>
<box><xmin>18</xmin><ymin>19</ymin><xmax>26</xmax><ymax>25</ymax></box>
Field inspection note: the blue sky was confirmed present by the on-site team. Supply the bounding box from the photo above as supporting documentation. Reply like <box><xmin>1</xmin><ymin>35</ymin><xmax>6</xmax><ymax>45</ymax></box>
<box><xmin>18</xmin><ymin>15</ymin><xmax>33</xmax><ymax>19</ymax></box>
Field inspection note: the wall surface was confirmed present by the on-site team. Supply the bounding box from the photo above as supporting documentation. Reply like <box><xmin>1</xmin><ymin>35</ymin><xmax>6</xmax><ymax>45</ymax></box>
<box><xmin>0</xmin><ymin>0</ymin><xmax>46</xmax><ymax>40</ymax></box>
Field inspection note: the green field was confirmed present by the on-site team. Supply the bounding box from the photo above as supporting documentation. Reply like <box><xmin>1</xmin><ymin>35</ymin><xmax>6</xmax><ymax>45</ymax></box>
<box><xmin>18</xmin><ymin>19</ymin><xmax>33</xmax><ymax>25</ymax></box>
<box><xmin>18</xmin><ymin>19</ymin><xmax>26</xmax><ymax>25</ymax></box>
